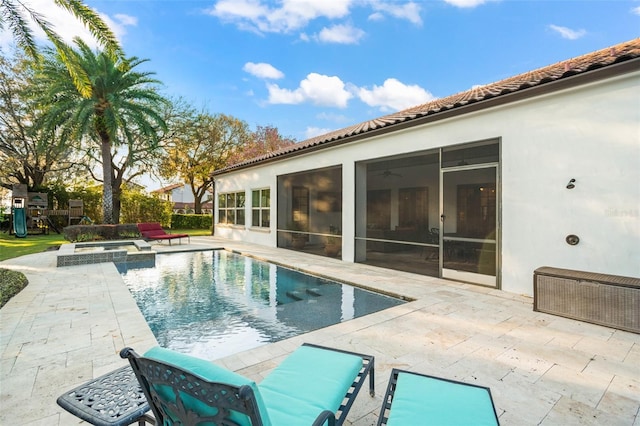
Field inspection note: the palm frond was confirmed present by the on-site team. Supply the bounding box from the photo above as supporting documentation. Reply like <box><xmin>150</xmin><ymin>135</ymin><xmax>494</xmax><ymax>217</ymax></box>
<box><xmin>1</xmin><ymin>0</ymin><xmax>41</xmax><ymax>60</ymax></box>
<box><xmin>53</xmin><ymin>0</ymin><xmax>123</xmax><ymax>60</ymax></box>
<box><xmin>53</xmin><ymin>39</ymin><xmax>93</xmax><ymax>98</ymax></box>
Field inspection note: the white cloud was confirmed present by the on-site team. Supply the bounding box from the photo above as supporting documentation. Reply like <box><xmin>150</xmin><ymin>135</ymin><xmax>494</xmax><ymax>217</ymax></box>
<box><xmin>207</xmin><ymin>0</ymin><xmax>352</xmax><ymax>34</ymax></box>
<box><xmin>243</xmin><ymin>62</ymin><xmax>284</xmax><ymax>79</ymax></box>
<box><xmin>549</xmin><ymin>24</ymin><xmax>587</xmax><ymax>40</ymax></box>
<box><xmin>369</xmin><ymin>1</ymin><xmax>422</xmax><ymax>25</ymax></box>
<box><xmin>443</xmin><ymin>0</ymin><xmax>492</xmax><ymax>7</ymax></box>
<box><xmin>305</xmin><ymin>126</ymin><xmax>333</xmax><ymax>138</ymax></box>
<box><xmin>267</xmin><ymin>73</ymin><xmax>353</xmax><ymax>107</ymax></box>
<box><xmin>114</xmin><ymin>14</ymin><xmax>138</xmax><ymax>27</ymax></box>
<box><xmin>209</xmin><ymin>0</ymin><xmax>267</xmax><ymax>22</ymax></box>
<box><xmin>263</xmin><ymin>73</ymin><xmax>434</xmax><ymax>112</ymax></box>
<box><xmin>631</xmin><ymin>6</ymin><xmax>640</xmax><ymax>15</ymax></box>
<box><xmin>0</xmin><ymin>0</ymin><xmax>134</xmax><ymax>51</ymax></box>
<box><xmin>318</xmin><ymin>24</ymin><xmax>365</xmax><ymax>44</ymax></box>
<box><xmin>357</xmin><ymin>78</ymin><xmax>435</xmax><ymax>111</ymax></box>
<box><xmin>266</xmin><ymin>84</ymin><xmax>305</xmax><ymax>104</ymax></box>
<box><xmin>207</xmin><ymin>0</ymin><xmax>422</xmax><ymax>35</ymax></box>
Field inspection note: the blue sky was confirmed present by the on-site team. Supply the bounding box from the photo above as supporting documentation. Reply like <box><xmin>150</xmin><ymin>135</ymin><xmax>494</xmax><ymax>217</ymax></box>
<box><xmin>2</xmin><ymin>1</ymin><xmax>639</xmax><ymax>183</ymax></box>
<box><xmin>6</xmin><ymin>0</ymin><xmax>638</xmax><ymax>142</ymax></box>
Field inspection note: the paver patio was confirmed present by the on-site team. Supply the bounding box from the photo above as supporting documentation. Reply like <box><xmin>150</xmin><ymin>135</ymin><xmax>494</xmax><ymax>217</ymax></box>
<box><xmin>1</xmin><ymin>236</ymin><xmax>638</xmax><ymax>425</ymax></box>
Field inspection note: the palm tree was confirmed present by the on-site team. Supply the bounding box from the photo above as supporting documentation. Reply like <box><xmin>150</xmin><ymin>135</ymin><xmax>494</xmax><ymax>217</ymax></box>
<box><xmin>0</xmin><ymin>0</ymin><xmax>123</xmax><ymax>96</ymax></box>
<box><xmin>37</xmin><ymin>39</ymin><xmax>168</xmax><ymax>224</ymax></box>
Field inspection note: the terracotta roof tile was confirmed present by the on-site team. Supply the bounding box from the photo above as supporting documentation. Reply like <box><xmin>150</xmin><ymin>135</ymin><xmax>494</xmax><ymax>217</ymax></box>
<box><xmin>151</xmin><ymin>183</ymin><xmax>183</xmax><ymax>193</ymax></box>
<box><xmin>215</xmin><ymin>38</ymin><xmax>640</xmax><ymax>175</ymax></box>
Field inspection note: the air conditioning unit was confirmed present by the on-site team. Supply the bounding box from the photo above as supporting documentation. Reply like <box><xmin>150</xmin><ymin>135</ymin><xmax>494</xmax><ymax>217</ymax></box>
<box><xmin>534</xmin><ymin>267</ymin><xmax>639</xmax><ymax>334</ymax></box>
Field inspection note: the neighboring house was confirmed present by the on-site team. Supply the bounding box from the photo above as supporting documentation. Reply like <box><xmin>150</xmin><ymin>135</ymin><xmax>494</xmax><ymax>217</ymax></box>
<box><xmin>212</xmin><ymin>39</ymin><xmax>640</xmax><ymax>297</ymax></box>
<box><xmin>152</xmin><ymin>183</ymin><xmax>213</xmax><ymax>214</ymax></box>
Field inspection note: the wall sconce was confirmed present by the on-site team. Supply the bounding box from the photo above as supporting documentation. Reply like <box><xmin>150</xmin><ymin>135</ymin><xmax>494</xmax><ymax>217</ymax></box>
<box><xmin>566</xmin><ymin>178</ymin><xmax>576</xmax><ymax>189</ymax></box>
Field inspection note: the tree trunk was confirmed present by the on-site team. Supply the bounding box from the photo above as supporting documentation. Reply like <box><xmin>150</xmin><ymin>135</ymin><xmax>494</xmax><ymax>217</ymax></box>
<box><xmin>100</xmin><ymin>138</ymin><xmax>114</xmax><ymax>224</ymax></box>
<box><xmin>192</xmin><ymin>182</ymin><xmax>204</xmax><ymax>214</ymax></box>
<box><xmin>112</xmin><ymin>185</ymin><xmax>121</xmax><ymax>224</ymax></box>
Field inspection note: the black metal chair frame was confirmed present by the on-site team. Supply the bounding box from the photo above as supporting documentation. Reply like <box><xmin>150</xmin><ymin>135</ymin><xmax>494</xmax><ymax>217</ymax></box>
<box><xmin>377</xmin><ymin>368</ymin><xmax>499</xmax><ymax>426</ymax></box>
<box><xmin>121</xmin><ymin>342</ymin><xmax>375</xmax><ymax>426</ymax></box>
<box><xmin>56</xmin><ymin>365</ymin><xmax>154</xmax><ymax>426</ymax></box>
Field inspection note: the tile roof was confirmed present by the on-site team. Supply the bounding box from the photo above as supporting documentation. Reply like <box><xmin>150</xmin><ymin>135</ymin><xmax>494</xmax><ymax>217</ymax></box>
<box><xmin>172</xmin><ymin>201</ymin><xmax>213</xmax><ymax>209</ymax></box>
<box><xmin>215</xmin><ymin>38</ymin><xmax>640</xmax><ymax>175</ymax></box>
<box><xmin>151</xmin><ymin>183</ymin><xmax>184</xmax><ymax>193</ymax></box>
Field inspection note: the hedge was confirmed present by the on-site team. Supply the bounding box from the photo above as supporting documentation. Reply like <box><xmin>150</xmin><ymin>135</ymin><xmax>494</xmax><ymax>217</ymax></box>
<box><xmin>171</xmin><ymin>214</ymin><xmax>212</xmax><ymax>230</ymax></box>
<box><xmin>0</xmin><ymin>268</ymin><xmax>28</xmax><ymax>308</ymax></box>
<box><xmin>63</xmin><ymin>224</ymin><xmax>140</xmax><ymax>242</ymax></box>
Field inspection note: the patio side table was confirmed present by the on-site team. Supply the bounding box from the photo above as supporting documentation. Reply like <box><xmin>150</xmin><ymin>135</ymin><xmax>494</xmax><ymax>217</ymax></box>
<box><xmin>57</xmin><ymin>365</ymin><xmax>153</xmax><ymax>426</ymax></box>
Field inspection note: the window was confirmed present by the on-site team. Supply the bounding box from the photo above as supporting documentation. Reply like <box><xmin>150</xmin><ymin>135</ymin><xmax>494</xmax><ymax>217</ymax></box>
<box><xmin>252</xmin><ymin>188</ymin><xmax>270</xmax><ymax>227</ymax></box>
<box><xmin>218</xmin><ymin>191</ymin><xmax>245</xmax><ymax>225</ymax></box>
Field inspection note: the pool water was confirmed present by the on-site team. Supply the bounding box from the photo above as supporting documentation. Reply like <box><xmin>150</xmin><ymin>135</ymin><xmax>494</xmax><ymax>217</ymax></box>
<box><xmin>118</xmin><ymin>250</ymin><xmax>404</xmax><ymax>360</ymax></box>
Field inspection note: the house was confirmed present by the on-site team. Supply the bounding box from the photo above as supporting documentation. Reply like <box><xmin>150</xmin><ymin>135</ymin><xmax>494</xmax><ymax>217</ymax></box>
<box><xmin>151</xmin><ymin>183</ymin><xmax>213</xmax><ymax>214</ymax></box>
<box><xmin>212</xmin><ymin>39</ymin><xmax>640</xmax><ymax>296</ymax></box>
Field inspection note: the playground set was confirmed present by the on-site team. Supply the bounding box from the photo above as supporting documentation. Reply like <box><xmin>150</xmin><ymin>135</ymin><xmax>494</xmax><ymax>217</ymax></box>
<box><xmin>9</xmin><ymin>184</ymin><xmax>87</xmax><ymax>238</ymax></box>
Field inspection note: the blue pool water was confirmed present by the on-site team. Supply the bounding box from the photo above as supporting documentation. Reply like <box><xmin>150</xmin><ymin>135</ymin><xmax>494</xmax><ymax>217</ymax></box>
<box><xmin>118</xmin><ymin>250</ymin><xmax>404</xmax><ymax>359</ymax></box>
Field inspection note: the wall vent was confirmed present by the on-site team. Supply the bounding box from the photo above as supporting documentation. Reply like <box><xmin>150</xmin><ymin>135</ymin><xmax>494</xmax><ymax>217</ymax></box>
<box><xmin>534</xmin><ymin>267</ymin><xmax>639</xmax><ymax>334</ymax></box>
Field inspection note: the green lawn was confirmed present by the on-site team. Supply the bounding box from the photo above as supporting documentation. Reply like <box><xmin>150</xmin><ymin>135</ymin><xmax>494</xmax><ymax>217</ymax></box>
<box><xmin>0</xmin><ymin>228</ymin><xmax>211</xmax><ymax>262</ymax></box>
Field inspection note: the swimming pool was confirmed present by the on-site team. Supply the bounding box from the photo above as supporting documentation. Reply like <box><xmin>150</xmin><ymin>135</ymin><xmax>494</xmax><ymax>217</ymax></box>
<box><xmin>118</xmin><ymin>250</ymin><xmax>404</xmax><ymax>360</ymax></box>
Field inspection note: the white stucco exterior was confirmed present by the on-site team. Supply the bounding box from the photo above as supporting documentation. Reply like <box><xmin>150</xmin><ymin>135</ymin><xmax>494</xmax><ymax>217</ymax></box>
<box><xmin>214</xmin><ymin>69</ymin><xmax>640</xmax><ymax>297</ymax></box>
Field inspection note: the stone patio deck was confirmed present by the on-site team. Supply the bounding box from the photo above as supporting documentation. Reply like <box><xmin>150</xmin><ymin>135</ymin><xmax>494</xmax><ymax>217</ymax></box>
<box><xmin>1</xmin><ymin>236</ymin><xmax>638</xmax><ymax>425</ymax></box>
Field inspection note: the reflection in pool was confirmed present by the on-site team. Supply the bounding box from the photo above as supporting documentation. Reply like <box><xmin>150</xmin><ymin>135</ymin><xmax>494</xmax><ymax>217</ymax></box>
<box><xmin>118</xmin><ymin>250</ymin><xmax>404</xmax><ymax>359</ymax></box>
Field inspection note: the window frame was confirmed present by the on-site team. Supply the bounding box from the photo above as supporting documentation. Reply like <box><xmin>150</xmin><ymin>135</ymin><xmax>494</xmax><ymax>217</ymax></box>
<box><xmin>218</xmin><ymin>190</ymin><xmax>246</xmax><ymax>225</ymax></box>
<box><xmin>251</xmin><ymin>188</ymin><xmax>271</xmax><ymax>228</ymax></box>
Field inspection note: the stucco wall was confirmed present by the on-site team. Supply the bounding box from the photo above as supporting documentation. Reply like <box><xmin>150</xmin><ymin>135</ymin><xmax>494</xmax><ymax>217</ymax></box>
<box><xmin>214</xmin><ymin>71</ymin><xmax>640</xmax><ymax>296</ymax></box>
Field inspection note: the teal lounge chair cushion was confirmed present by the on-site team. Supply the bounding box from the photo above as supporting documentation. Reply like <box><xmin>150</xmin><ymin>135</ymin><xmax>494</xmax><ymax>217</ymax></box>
<box><xmin>259</xmin><ymin>345</ymin><xmax>363</xmax><ymax>425</ymax></box>
<box><xmin>144</xmin><ymin>347</ymin><xmax>271</xmax><ymax>426</ymax></box>
<box><xmin>386</xmin><ymin>371</ymin><xmax>498</xmax><ymax>426</ymax></box>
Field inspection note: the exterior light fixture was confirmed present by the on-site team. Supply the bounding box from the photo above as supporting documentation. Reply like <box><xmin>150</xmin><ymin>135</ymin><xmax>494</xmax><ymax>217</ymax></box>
<box><xmin>566</xmin><ymin>234</ymin><xmax>580</xmax><ymax>245</ymax></box>
<box><xmin>566</xmin><ymin>178</ymin><xmax>576</xmax><ymax>189</ymax></box>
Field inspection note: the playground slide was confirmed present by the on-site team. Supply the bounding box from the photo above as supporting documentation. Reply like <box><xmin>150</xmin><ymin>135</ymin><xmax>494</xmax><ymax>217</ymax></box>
<box><xmin>13</xmin><ymin>208</ymin><xmax>27</xmax><ymax>238</ymax></box>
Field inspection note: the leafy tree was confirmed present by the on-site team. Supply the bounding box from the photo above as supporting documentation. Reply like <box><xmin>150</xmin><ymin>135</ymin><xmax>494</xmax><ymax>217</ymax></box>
<box><xmin>36</xmin><ymin>39</ymin><xmax>168</xmax><ymax>224</ymax></box>
<box><xmin>226</xmin><ymin>125</ymin><xmax>296</xmax><ymax>166</ymax></box>
<box><xmin>120</xmin><ymin>187</ymin><xmax>172</xmax><ymax>226</ymax></box>
<box><xmin>0</xmin><ymin>0</ymin><xmax>123</xmax><ymax>97</ymax></box>
<box><xmin>64</xmin><ymin>183</ymin><xmax>171</xmax><ymax>225</ymax></box>
<box><xmin>0</xmin><ymin>49</ymin><xmax>80</xmax><ymax>191</ymax></box>
<box><xmin>160</xmin><ymin>111</ymin><xmax>251</xmax><ymax>214</ymax></box>
<box><xmin>67</xmin><ymin>183</ymin><xmax>103</xmax><ymax>223</ymax></box>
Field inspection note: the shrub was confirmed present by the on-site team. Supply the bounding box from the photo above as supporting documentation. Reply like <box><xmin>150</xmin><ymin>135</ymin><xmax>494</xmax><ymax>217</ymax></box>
<box><xmin>171</xmin><ymin>214</ymin><xmax>212</xmax><ymax>229</ymax></box>
<box><xmin>0</xmin><ymin>268</ymin><xmax>28</xmax><ymax>308</ymax></box>
<box><xmin>63</xmin><ymin>224</ymin><xmax>141</xmax><ymax>242</ymax></box>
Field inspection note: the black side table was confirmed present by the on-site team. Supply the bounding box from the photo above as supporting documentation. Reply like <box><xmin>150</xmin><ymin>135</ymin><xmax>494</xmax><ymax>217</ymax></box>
<box><xmin>57</xmin><ymin>365</ymin><xmax>153</xmax><ymax>426</ymax></box>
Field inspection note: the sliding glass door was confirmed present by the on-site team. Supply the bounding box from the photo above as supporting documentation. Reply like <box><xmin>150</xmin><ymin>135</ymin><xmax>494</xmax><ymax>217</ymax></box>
<box><xmin>354</xmin><ymin>140</ymin><xmax>499</xmax><ymax>287</ymax></box>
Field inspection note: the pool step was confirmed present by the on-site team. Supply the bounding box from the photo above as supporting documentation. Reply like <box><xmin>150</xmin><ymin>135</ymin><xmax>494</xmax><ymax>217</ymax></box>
<box><xmin>285</xmin><ymin>288</ymin><xmax>322</xmax><ymax>301</ymax></box>
<box><xmin>286</xmin><ymin>291</ymin><xmax>304</xmax><ymax>301</ymax></box>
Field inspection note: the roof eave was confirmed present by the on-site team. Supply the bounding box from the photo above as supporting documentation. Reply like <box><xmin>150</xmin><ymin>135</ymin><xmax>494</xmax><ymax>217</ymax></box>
<box><xmin>213</xmin><ymin>55</ymin><xmax>639</xmax><ymax>178</ymax></box>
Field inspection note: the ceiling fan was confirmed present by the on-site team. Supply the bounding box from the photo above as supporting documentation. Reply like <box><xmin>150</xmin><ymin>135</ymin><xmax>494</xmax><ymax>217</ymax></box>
<box><xmin>378</xmin><ymin>169</ymin><xmax>402</xmax><ymax>178</ymax></box>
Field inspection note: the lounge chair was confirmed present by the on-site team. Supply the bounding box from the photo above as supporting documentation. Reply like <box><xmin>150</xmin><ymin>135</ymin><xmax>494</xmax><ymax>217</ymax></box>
<box><xmin>120</xmin><ymin>342</ymin><xmax>375</xmax><ymax>425</ymax></box>
<box><xmin>137</xmin><ymin>222</ymin><xmax>190</xmax><ymax>245</ymax></box>
<box><xmin>377</xmin><ymin>369</ymin><xmax>499</xmax><ymax>426</ymax></box>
